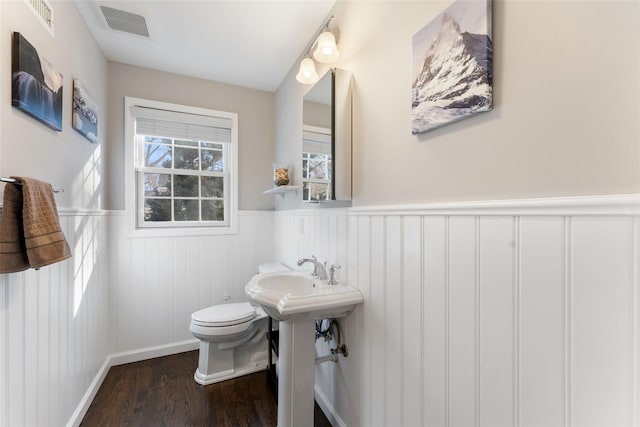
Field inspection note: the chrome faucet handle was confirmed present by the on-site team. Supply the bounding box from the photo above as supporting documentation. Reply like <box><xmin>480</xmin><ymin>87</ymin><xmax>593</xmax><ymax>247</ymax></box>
<box><xmin>328</xmin><ymin>264</ymin><xmax>341</xmax><ymax>285</ymax></box>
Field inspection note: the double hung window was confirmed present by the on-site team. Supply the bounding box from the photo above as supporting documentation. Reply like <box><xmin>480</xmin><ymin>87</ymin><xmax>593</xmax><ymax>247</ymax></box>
<box><xmin>126</xmin><ymin>98</ymin><xmax>238</xmax><ymax>234</ymax></box>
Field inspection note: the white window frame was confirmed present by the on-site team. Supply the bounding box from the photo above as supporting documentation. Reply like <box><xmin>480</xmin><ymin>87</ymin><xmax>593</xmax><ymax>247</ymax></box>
<box><xmin>125</xmin><ymin>97</ymin><xmax>238</xmax><ymax>237</ymax></box>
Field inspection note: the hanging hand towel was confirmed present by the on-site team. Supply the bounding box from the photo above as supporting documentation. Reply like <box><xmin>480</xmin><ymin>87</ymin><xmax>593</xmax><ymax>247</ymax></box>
<box><xmin>19</xmin><ymin>177</ymin><xmax>71</xmax><ymax>269</ymax></box>
<box><xmin>0</xmin><ymin>177</ymin><xmax>71</xmax><ymax>273</ymax></box>
<box><xmin>0</xmin><ymin>183</ymin><xmax>29</xmax><ymax>273</ymax></box>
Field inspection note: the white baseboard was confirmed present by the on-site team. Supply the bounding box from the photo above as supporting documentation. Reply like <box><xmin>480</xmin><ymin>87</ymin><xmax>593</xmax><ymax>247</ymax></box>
<box><xmin>65</xmin><ymin>358</ymin><xmax>111</xmax><ymax>427</ymax></box>
<box><xmin>65</xmin><ymin>339</ymin><xmax>200</xmax><ymax>427</ymax></box>
<box><xmin>109</xmin><ymin>339</ymin><xmax>199</xmax><ymax>366</ymax></box>
<box><xmin>315</xmin><ymin>385</ymin><xmax>348</xmax><ymax>427</ymax></box>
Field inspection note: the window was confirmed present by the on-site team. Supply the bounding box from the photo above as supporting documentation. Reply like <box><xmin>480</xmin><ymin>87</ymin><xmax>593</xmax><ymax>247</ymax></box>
<box><xmin>138</xmin><ymin>135</ymin><xmax>226</xmax><ymax>223</ymax></box>
<box><xmin>125</xmin><ymin>97</ymin><xmax>238</xmax><ymax>235</ymax></box>
<box><xmin>302</xmin><ymin>126</ymin><xmax>332</xmax><ymax>202</ymax></box>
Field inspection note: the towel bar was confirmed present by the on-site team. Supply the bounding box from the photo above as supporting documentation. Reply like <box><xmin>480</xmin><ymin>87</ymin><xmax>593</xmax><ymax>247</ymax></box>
<box><xmin>0</xmin><ymin>177</ymin><xmax>63</xmax><ymax>193</ymax></box>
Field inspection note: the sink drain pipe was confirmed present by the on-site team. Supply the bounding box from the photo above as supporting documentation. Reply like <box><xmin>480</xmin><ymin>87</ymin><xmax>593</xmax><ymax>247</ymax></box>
<box><xmin>314</xmin><ymin>318</ymin><xmax>348</xmax><ymax>365</ymax></box>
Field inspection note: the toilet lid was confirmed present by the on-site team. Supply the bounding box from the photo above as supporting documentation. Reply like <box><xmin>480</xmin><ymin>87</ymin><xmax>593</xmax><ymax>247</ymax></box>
<box><xmin>191</xmin><ymin>302</ymin><xmax>258</xmax><ymax>327</ymax></box>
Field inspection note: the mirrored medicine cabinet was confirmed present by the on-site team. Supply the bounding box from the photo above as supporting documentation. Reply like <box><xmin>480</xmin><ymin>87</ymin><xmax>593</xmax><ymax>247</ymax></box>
<box><xmin>302</xmin><ymin>68</ymin><xmax>352</xmax><ymax>202</ymax></box>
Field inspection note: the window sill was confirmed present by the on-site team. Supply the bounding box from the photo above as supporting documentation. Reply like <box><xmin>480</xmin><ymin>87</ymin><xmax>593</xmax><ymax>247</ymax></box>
<box><xmin>126</xmin><ymin>223</ymin><xmax>238</xmax><ymax>238</ymax></box>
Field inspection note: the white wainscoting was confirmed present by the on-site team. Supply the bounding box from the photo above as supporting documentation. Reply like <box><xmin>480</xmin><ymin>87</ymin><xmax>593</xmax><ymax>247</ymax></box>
<box><xmin>0</xmin><ymin>209</ymin><xmax>110</xmax><ymax>427</ymax></box>
<box><xmin>274</xmin><ymin>195</ymin><xmax>640</xmax><ymax>427</ymax></box>
<box><xmin>108</xmin><ymin>211</ymin><xmax>276</xmax><ymax>354</ymax></box>
<box><xmin>2</xmin><ymin>198</ymin><xmax>637</xmax><ymax>427</ymax></box>
<box><xmin>1</xmin><ymin>209</ymin><xmax>276</xmax><ymax>427</ymax></box>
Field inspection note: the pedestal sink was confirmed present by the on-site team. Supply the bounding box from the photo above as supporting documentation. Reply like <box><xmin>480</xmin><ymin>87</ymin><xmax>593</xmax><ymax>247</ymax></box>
<box><xmin>246</xmin><ymin>271</ymin><xmax>364</xmax><ymax>321</ymax></box>
<box><xmin>245</xmin><ymin>271</ymin><xmax>363</xmax><ymax>427</ymax></box>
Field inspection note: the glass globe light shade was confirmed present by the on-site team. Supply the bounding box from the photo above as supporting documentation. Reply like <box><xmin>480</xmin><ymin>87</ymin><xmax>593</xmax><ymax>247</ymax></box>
<box><xmin>296</xmin><ymin>57</ymin><xmax>319</xmax><ymax>84</ymax></box>
<box><xmin>313</xmin><ymin>31</ymin><xmax>340</xmax><ymax>63</ymax></box>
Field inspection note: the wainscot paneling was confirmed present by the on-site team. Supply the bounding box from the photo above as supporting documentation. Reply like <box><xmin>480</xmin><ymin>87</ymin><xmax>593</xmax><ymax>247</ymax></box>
<box><xmin>108</xmin><ymin>211</ymin><xmax>276</xmax><ymax>355</ymax></box>
<box><xmin>274</xmin><ymin>195</ymin><xmax>640</xmax><ymax>427</ymax></box>
<box><xmin>0</xmin><ymin>210</ymin><xmax>110</xmax><ymax>427</ymax></box>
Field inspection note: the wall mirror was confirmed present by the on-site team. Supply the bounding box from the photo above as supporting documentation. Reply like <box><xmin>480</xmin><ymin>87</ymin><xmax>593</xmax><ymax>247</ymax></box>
<box><xmin>302</xmin><ymin>68</ymin><xmax>352</xmax><ymax>202</ymax></box>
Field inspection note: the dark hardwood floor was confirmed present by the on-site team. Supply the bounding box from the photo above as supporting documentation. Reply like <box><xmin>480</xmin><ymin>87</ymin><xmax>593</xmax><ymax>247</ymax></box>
<box><xmin>80</xmin><ymin>350</ymin><xmax>332</xmax><ymax>427</ymax></box>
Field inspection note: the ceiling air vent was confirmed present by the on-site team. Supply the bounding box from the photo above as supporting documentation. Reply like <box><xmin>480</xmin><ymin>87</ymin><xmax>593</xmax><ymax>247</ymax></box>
<box><xmin>99</xmin><ymin>5</ymin><xmax>149</xmax><ymax>38</ymax></box>
<box><xmin>22</xmin><ymin>0</ymin><xmax>54</xmax><ymax>34</ymax></box>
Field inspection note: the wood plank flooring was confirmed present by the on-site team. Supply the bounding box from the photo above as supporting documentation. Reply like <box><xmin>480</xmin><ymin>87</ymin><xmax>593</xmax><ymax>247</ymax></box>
<box><xmin>80</xmin><ymin>350</ymin><xmax>332</xmax><ymax>427</ymax></box>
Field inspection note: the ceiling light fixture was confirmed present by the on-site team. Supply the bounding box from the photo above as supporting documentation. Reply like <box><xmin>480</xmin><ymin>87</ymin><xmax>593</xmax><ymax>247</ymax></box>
<box><xmin>313</xmin><ymin>30</ymin><xmax>340</xmax><ymax>63</ymax></box>
<box><xmin>296</xmin><ymin>57</ymin><xmax>320</xmax><ymax>84</ymax></box>
<box><xmin>296</xmin><ymin>16</ymin><xmax>340</xmax><ymax>85</ymax></box>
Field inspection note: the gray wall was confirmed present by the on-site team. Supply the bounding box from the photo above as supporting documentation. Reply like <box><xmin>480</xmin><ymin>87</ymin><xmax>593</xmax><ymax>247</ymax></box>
<box><xmin>0</xmin><ymin>0</ymin><xmax>108</xmax><ymax>210</ymax></box>
<box><xmin>303</xmin><ymin>101</ymin><xmax>331</xmax><ymax>129</ymax></box>
<box><xmin>106</xmin><ymin>62</ymin><xmax>276</xmax><ymax>211</ymax></box>
<box><xmin>275</xmin><ymin>0</ymin><xmax>640</xmax><ymax>209</ymax></box>
<box><xmin>1</xmin><ymin>2</ymin><xmax>111</xmax><ymax>426</ymax></box>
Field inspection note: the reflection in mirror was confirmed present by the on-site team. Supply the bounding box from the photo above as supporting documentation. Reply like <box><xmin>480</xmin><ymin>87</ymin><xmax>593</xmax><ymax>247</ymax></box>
<box><xmin>302</xmin><ymin>125</ymin><xmax>332</xmax><ymax>201</ymax></box>
<box><xmin>302</xmin><ymin>68</ymin><xmax>352</xmax><ymax>202</ymax></box>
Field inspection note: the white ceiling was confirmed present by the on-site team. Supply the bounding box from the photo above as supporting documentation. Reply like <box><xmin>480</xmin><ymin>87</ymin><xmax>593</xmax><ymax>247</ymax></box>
<box><xmin>74</xmin><ymin>0</ymin><xmax>336</xmax><ymax>92</ymax></box>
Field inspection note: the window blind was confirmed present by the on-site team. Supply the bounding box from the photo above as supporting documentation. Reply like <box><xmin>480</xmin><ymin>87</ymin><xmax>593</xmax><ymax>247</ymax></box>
<box><xmin>303</xmin><ymin>129</ymin><xmax>331</xmax><ymax>155</ymax></box>
<box><xmin>131</xmin><ymin>106</ymin><xmax>232</xmax><ymax>143</ymax></box>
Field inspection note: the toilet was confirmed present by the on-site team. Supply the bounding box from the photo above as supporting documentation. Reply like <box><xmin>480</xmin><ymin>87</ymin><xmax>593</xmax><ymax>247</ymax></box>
<box><xmin>189</xmin><ymin>263</ymin><xmax>288</xmax><ymax>385</ymax></box>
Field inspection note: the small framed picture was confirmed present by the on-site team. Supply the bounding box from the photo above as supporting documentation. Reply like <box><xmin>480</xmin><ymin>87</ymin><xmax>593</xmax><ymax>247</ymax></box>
<box><xmin>72</xmin><ymin>79</ymin><xmax>99</xmax><ymax>143</ymax></box>
<box><xmin>11</xmin><ymin>32</ymin><xmax>63</xmax><ymax>131</ymax></box>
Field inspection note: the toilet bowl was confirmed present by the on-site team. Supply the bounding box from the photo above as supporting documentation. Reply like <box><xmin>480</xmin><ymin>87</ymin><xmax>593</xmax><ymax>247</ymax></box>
<box><xmin>189</xmin><ymin>263</ymin><xmax>288</xmax><ymax>385</ymax></box>
<box><xmin>190</xmin><ymin>302</ymin><xmax>268</xmax><ymax>385</ymax></box>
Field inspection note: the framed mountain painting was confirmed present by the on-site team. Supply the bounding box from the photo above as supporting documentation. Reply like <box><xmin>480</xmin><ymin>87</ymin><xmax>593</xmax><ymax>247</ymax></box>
<box><xmin>411</xmin><ymin>0</ymin><xmax>493</xmax><ymax>134</ymax></box>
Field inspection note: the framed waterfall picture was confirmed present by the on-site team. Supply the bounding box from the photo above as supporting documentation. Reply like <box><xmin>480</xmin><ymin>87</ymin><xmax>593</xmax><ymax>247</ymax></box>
<box><xmin>411</xmin><ymin>0</ymin><xmax>493</xmax><ymax>135</ymax></box>
<box><xmin>11</xmin><ymin>32</ymin><xmax>63</xmax><ymax>131</ymax></box>
<box><xmin>72</xmin><ymin>79</ymin><xmax>99</xmax><ymax>143</ymax></box>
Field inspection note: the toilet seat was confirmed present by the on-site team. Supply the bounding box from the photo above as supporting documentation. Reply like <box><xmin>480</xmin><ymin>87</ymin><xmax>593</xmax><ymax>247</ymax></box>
<box><xmin>192</xmin><ymin>302</ymin><xmax>258</xmax><ymax>327</ymax></box>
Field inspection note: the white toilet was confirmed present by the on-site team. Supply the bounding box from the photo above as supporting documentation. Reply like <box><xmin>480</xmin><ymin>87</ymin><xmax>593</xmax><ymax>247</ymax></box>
<box><xmin>189</xmin><ymin>263</ymin><xmax>288</xmax><ymax>385</ymax></box>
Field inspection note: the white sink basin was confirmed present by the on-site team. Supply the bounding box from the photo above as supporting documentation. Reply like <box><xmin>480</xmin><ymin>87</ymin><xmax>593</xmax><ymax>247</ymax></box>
<box><xmin>245</xmin><ymin>271</ymin><xmax>364</xmax><ymax>321</ymax></box>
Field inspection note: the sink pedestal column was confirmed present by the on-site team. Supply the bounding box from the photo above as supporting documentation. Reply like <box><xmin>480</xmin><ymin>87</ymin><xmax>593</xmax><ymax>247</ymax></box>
<box><xmin>277</xmin><ymin>319</ymin><xmax>315</xmax><ymax>427</ymax></box>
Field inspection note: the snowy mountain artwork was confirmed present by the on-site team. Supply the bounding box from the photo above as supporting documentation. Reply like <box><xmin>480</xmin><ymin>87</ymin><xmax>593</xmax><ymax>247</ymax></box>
<box><xmin>412</xmin><ymin>0</ymin><xmax>492</xmax><ymax>134</ymax></box>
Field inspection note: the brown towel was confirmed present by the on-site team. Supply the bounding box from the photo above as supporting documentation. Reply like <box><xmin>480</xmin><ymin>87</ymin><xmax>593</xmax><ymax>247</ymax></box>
<box><xmin>0</xmin><ymin>183</ymin><xmax>29</xmax><ymax>273</ymax></box>
<box><xmin>0</xmin><ymin>177</ymin><xmax>71</xmax><ymax>273</ymax></box>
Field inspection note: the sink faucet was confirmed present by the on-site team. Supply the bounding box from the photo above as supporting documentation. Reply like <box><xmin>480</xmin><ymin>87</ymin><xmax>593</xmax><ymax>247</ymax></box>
<box><xmin>297</xmin><ymin>256</ymin><xmax>328</xmax><ymax>280</ymax></box>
